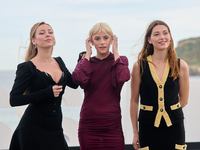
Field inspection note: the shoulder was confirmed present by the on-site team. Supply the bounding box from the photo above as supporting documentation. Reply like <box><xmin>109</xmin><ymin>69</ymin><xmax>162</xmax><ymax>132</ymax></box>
<box><xmin>55</xmin><ymin>56</ymin><xmax>65</xmax><ymax>65</ymax></box>
<box><xmin>179</xmin><ymin>59</ymin><xmax>189</xmax><ymax>80</ymax></box>
<box><xmin>131</xmin><ymin>61</ymin><xmax>141</xmax><ymax>82</ymax></box>
<box><xmin>54</xmin><ymin>56</ymin><xmax>70</xmax><ymax>73</ymax></box>
<box><xmin>54</xmin><ymin>56</ymin><xmax>63</xmax><ymax>63</ymax></box>
<box><xmin>119</xmin><ymin>55</ymin><xmax>129</xmax><ymax>64</ymax></box>
<box><xmin>132</xmin><ymin>61</ymin><xmax>140</xmax><ymax>71</ymax></box>
<box><xmin>16</xmin><ymin>61</ymin><xmax>34</xmax><ymax>76</ymax></box>
<box><xmin>119</xmin><ymin>55</ymin><xmax>128</xmax><ymax>60</ymax></box>
<box><xmin>17</xmin><ymin>61</ymin><xmax>34</xmax><ymax>70</ymax></box>
<box><xmin>179</xmin><ymin>59</ymin><xmax>189</xmax><ymax>72</ymax></box>
<box><xmin>131</xmin><ymin>61</ymin><xmax>140</xmax><ymax>76</ymax></box>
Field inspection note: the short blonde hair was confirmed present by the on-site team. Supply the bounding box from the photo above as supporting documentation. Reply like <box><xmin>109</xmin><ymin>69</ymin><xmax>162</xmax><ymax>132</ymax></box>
<box><xmin>89</xmin><ymin>22</ymin><xmax>113</xmax><ymax>37</ymax></box>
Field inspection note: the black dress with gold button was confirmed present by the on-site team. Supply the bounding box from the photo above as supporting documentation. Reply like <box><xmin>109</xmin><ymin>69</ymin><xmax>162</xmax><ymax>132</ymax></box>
<box><xmin>9</xmin><ymin>57</ymin><xmax>78</xmax><ymax>150</ymax></box>
<box><xmin>138</xmin><ymin>56</ymin><xmax>187</xmax><ymax>150</ymax></box>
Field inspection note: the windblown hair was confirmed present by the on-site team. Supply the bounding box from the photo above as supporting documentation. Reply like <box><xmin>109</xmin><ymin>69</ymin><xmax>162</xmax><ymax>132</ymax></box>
<box><xmin>25</xmin><ymin>22</ymin><xmax>52</xmax><ymax>62</ymax></box>
<box><xmin>138</xmin><ymin>20</ymin><xmax>180</xmax><ymax>80</ymax></box>
<box><xmin>89</xmin><ymin>22</ymin><xmax>113</xmax><ymax>37</ymax></box>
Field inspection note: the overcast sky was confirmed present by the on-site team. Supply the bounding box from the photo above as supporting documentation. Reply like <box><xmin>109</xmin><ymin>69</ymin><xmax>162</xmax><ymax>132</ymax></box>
<box><xmin>0</xmin><ymin>0</ymin><xmax>200</xmax><ymax>70</ymax></box>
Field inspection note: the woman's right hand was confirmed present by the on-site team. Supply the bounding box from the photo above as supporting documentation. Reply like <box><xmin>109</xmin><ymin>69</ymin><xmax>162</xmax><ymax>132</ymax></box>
<box><xmin>133</xmin><ymin>132</ymin><xmax>140</xmax><ymax>150</ymax></box>
<box><xmin>85</xmin><ymin>37</ymin><xmax>92</xmax><ymax>60</ymax></box>
<box><xmin>52</xmin><ymin>85</ymin><xmax>63</xmax><ymax>97</ymax></box>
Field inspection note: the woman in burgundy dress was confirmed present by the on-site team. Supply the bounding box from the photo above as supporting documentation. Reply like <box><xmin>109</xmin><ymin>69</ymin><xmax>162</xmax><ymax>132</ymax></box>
<box><xmin>72</xmin><ymin>22</ymin><xmax>130</xmax><ymax>150</ymax></box>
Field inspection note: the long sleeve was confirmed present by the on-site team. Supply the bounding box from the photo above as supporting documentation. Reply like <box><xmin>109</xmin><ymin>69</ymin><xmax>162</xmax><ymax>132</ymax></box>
<box><xmin>72</xmin><ymin>58</ymin><xmax>93</xmax><ymax>89</ymax></box>
<box><xmin>112</xmin><ymin>56</ymin><xmax>130</xmax><ymax>88</ymax></box>
<box><xmin>10</xmin><ymin>62</ymin><xmax>54</xmax><ymax>107</ymax></box>
<box><xmin>66</xmin><ymin>70</ymin><xmax>79</xmax><ymax>89</ymax></box>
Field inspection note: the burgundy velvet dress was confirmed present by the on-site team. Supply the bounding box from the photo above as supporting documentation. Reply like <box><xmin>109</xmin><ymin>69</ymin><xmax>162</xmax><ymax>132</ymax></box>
<box><xmin>72</xmin><ymin>53</ymin><xmax>130</xmax><ymax>150</ymax></box>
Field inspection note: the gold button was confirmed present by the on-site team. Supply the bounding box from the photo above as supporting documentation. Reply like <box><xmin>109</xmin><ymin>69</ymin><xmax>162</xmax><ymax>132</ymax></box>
<box><xmin>53</xmin><ymin>110</ymin><xmax>56</xmax><ymax>113</ymax></box>
<box><xmin>54</xmin><ymin>103</ymin><xmax>56</xmax><ymax>105</ymax></box>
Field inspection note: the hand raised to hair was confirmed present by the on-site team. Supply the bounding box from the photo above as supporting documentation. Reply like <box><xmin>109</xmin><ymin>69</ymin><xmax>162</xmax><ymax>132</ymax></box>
<box><xmin>112</xmin><ymin>35</ymin><xmax>119</xmax><ymax>61</ymax></box>
<box><xmin>85</xmin><ymin>37</ymin><xmax>92</xmax><ymax>61</ymax></box>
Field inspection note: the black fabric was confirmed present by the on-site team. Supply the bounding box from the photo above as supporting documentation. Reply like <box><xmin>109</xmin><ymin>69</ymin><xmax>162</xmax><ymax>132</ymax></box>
<box><xmin>77</xmin><ymin>51</ymin><xmax>86</xmax><ymax>62</ymax></box>
<box><xmin>139</xmin><ymin>118</ymin><xmax>185</xmax><ymax>150</ymax></box>
<box><xmin>138</xmin><ymin>59</ymin><xmax>184</xmax><ymax>126</ymax></box>
<box><xmin>9</xmin><ymin>57</ymin><xmax>78</xmax><ymax>150</ymax></box>
<box><xmin>138</xmin><ymin>59</ymin><xmax>186</xmax><ymax>150</ymax></box>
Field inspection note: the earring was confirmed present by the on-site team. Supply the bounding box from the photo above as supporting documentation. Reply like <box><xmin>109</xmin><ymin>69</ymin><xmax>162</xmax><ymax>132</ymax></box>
<box><xmin>34</xmin><ymin>45</ymin><xmax>37</xmax><ymax>49</ymax></box>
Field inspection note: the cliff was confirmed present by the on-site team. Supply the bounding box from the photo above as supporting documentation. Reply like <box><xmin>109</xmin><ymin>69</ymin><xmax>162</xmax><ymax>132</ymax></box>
<box><xmin>175</xmin><ymin>37</ymin><xmax>200</xmax><ymax>76</ymax></box>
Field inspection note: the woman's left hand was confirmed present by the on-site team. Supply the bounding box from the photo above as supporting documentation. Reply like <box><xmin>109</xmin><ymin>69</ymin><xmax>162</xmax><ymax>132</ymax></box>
<box><xmin>112</xmin><ymin>35</ymin><xmax>119</xmax><ymax>61</ymax></box>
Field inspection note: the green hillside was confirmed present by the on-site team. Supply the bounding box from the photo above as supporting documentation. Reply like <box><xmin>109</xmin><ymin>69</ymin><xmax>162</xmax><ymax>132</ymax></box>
<box><xmin>175</xmin><ymin>37</ymin><xmax>200</xmax><ymax>76</ymax></box>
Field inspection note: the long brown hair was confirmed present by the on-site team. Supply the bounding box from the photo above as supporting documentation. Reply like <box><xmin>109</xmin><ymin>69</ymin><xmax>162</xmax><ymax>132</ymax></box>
<box><xmin>138</xmin><ymin>20</ymin><xmax>179</xmax><ymax>80</ymax></box>
<box><xmin>25</xmin><ymin>22</ymin><xmax>52</xmax><ymax>62</ymax></box>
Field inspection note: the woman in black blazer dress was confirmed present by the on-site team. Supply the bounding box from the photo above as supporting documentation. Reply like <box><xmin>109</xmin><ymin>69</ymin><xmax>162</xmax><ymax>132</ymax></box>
<box><xmin>9</xmin><ymin>22</ymin><xmax>78</xmax><ymax>150</ymax></box>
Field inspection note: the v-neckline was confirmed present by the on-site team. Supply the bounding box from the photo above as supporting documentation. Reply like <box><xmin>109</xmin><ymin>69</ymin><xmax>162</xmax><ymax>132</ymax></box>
<box><xmin>29</xmin><ymin>58</ymin><xmax>64</xmax><ymax>84</ymax></box>
<box><xmin>43</xmin><ymin>71</ymin><xmax>64</xmax><ymax>84</ymax></box>
<box><xmin>147</xmin><ymin>55</ymin><xmax>169</xmax><ymax>84</ymax></box>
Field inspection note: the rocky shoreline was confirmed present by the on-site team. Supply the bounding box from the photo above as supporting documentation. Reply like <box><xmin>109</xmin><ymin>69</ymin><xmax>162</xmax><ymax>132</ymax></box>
<box><xmin>189</xmin><ymin>65</ymin><xmax>200</xmax><ymax>76</ymax></box>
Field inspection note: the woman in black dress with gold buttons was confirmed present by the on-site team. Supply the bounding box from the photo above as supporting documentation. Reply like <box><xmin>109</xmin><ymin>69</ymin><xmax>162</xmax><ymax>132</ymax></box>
<box><xmin>130</xmin><ymin>20</ymin><xmax>189</xmax><ymax>150</ymax></box>
<box><xmin>9</xmin><ymin>22</ymin><xmax>78</xmax><ymax>150</ymax></box>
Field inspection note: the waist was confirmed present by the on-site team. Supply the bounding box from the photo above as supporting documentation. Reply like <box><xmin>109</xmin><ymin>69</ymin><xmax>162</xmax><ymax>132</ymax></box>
<box><xmin>79</xmin><ymin>116</ymin><xmax>122</xmax><ymax>128</ymax></box>
<box><xmin>30</xmin><ymin>103</ymin><xmax>62</xmax><ymax>116</ymax></box>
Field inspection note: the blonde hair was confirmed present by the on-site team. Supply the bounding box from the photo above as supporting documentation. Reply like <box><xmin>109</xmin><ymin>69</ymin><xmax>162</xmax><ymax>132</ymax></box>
<box><xmin>25</xmin><ymin>22</ymin><xmax>52</xmax><ymax>62</ymax></box>
<box><xmin>89</xmin><ymin>22</ymin><xmax>113</xmax><ymax>37</ymax></box>
<box><xmin>138</xmin><ymin>20</ymin><xmax>180</xmax><ymax>80</ymax></box>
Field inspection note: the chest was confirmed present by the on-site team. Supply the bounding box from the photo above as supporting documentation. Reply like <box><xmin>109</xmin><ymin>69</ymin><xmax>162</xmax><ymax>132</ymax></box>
<box><xmin>35</xmin><ymin>63</ymin><xmax>63</xmax><ymax>84</ymax></box>
<box><xmin>153</xmin><ymin>62</ymin><xmax>166</xmax><ymax>81</ymax></box>
<box><xmin>28</xmin><ymin>70</ymin><xmax>66</xmax><ymax>94</ymax></box>
<box><xmin>141</xmin><ymin>63</ymin><xmax>179</xmax><ymax>94</ymax></box>
<box><xmin>89</xmin><ymin>61</ymin><xmax>113</xmax><ymax>85</ymax></box>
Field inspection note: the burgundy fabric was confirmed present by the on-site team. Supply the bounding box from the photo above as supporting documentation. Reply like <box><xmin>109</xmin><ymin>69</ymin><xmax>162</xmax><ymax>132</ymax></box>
<box><xmin>72</xmin><ymin>53</ymin><xmax>130</xmax><ymax>150</ymax></box>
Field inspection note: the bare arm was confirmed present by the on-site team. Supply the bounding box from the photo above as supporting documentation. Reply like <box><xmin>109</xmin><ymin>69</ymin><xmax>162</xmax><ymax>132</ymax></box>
<box><xmin>179</xmin><ymin>59</ymin><xmax>189</xmax><ymax>108</ymax></box>
<box><xmin>130</xmin><ymin>61</ymin><xmax>141</xmax><ymax>150</ymax></box>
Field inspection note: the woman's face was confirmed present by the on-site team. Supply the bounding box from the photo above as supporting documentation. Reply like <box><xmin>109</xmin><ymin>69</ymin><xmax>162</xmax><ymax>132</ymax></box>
<box><xmin>91</xmin><ymin>31</ymin><xmax>112</xmax><ymax>57</ymax></box>
<box><xmin>148</xmin><ymin>25</ymin><xmax>171</xmax><ymax>51</ymax></box>
<box><xmin>32</xmin><ymin>24</ymin><xmax>55</xmax><ymax>49</ymax></box>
